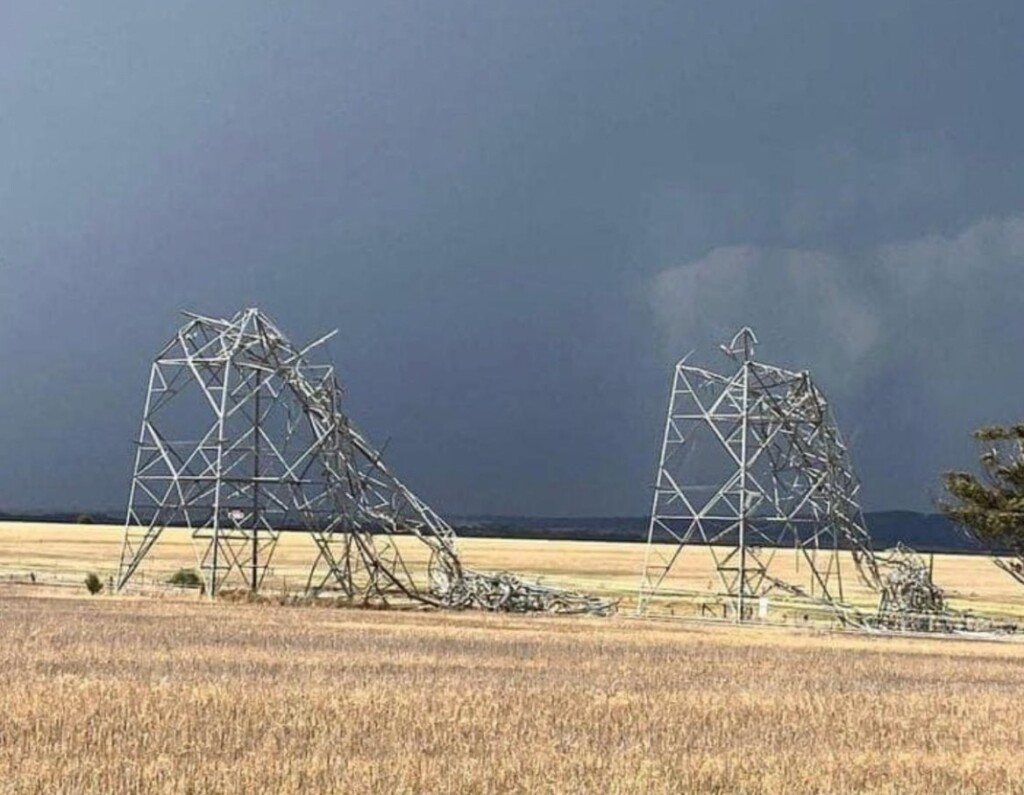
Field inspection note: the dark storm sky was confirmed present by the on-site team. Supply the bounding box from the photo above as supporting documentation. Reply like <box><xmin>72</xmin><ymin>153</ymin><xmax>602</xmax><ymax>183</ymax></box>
<box><xmin>3</xmin><ymin>2</ymin><xmax>1024</xmax><ymax>515</ymax></box>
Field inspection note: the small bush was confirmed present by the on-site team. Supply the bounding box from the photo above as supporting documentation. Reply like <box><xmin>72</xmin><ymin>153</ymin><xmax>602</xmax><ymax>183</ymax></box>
<box><xmin>84</xmin><ymin>573</ymin><xmax>103</xmax><ymax>595</ymax></box>
<box><xmin>168</xmin><ymin>569</ymin><xmax>204</xmax><ymax>590</ymax></box>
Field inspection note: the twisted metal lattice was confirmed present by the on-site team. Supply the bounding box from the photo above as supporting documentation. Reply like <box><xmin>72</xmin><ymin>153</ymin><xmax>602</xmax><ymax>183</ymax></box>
<box><xmin>449</xmin><ymin>571</ymin><xmax>617</xmax><ymax>615</ymax></box>
<box><xmin>638</xmin><ymin>329</ymin><xmax>879</xmax><ymax>618</ymax></box>
<box><xmin>867</xmin><ymin>545</ymin><xmax>1014</xmax><ymax>634</ymax></box>
<box><xmin>635</xmin><ymin>329</ymin><xmax>1009</xmax><ymax>633</ymax></box>
<box><xmin>874</xmin><ymin>545</ymin><xmax>946</xmax><ymax>631</ymax></box>
<box><xmin>117</xmin><ymin>308</ymin><xmax>614</xmax><ymax>615</ymax></box>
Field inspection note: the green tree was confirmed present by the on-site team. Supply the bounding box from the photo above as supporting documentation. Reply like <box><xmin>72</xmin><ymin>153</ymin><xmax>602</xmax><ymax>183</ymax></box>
<box><xmin>942</xmin><ymin>424</ymin><xmax>1024</xmax><ymax>583</ymax></box>
<box><xmin>84</xmin><ymin>572</ymin><xmax>103</xmax><ymax>595</ymax></box>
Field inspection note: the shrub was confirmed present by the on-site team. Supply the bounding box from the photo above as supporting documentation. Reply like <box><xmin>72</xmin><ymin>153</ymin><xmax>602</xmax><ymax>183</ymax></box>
<box><xmin>84</xmin><ymin>573</ymin><xmax>103</xmax><ymax>595</ymax></box>
<box><xmin>168</xmin><ymin>569</ymin><xmax>204</xmax><ymax>590</ymax></box>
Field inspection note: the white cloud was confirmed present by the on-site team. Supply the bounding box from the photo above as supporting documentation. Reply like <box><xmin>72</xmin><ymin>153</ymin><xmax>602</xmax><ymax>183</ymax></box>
<box><xmin>653</xmin><ymin>214</ymin><xmax>1024</xmax><ymax>381</ymax></box>
<box><xmin>651</xmin><ymin>243</ymin><xmax>881</xmax><ymax>388</ymax></box>
<box><xmin>650</xmin><ymin>214</ymin><xmax>1024</xmax><ymax>508</ymax></box>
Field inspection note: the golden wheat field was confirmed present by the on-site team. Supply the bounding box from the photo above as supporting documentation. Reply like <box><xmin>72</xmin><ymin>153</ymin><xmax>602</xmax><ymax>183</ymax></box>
<box><xmin>4</xmin><ymin>521</ymin><xmax>1024</xmax><ymax>617</ymax></box>
<box><xmin>3</xmin><ymin>521</ymin><xmax>1024</xmax><ymax>793</ymax></box>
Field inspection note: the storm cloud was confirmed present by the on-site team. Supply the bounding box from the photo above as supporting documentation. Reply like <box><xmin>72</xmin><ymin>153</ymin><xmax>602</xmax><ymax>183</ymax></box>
<box><xmin>652</xmin><ymin>214</ymin><xmax>1024</xmax><ymax>508</ymax></box>
<box><xmin>2</xmin><ymin>2</ymin><xmax>1024</xmax><ymax>515</ymax></box>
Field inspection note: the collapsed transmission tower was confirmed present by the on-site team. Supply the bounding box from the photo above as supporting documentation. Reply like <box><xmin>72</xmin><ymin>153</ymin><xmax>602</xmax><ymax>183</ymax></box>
<box><xmin>637</xmin><ymin>329</ymin><xmax>881</xmax><ymax>618</ymax></box>
<box><xmin>875</xmin><ymin>545</ymin><xmax>946</xmax><ymax>631</ymax></box>
<box><xmin>870</xmin><ymin>544</ymin><xmax>1015</xmax><ymax>634</ymax></box>
<box><xmin>117</xmin><ymin>308</ymin><xmax>613</xmax><ymax>615</ymax></box>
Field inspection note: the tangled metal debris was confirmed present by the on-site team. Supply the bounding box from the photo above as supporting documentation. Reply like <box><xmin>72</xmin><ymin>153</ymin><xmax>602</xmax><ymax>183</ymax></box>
<box><xmin>863</xmin><ymin>544</ymin><xmax>1015</xmax><ymax>634</ymax></box>
<box><xmin>874</xmin><ymin>545</ymin><xmax>947</xmax><ymax>631</ymax></box>
<box><xmin>117</xmin><ymin>308</ymin><xmax>614</xmax><ymax>616</ymax></box>
<box><xmin>446</xmin><ymin>571</ymin><xmax>617</xmax><ymax>615</ymax></box>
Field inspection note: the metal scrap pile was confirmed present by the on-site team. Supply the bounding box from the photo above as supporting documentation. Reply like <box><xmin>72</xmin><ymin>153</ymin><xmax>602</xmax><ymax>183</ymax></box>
<box><xmin>875</xmin><ymin>545</ymin><xmax>947</xmax><ymax>631</ymax></box>
<box><xmin>442</xmin><ymin>569</ymin><xmax>617</xmax><ymax>615</ymax></box>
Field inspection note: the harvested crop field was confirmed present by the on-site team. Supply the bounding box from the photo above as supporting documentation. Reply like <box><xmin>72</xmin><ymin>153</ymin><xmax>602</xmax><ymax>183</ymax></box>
<box><xmin>1</xmin><ymin>589</ymin><xmax>1023</xmax><ymax>794</ymax></box>
<box><xmin>4</xmin><ymin>522</ymin><xmax>1024</xmax><ymax>617</ymax></box>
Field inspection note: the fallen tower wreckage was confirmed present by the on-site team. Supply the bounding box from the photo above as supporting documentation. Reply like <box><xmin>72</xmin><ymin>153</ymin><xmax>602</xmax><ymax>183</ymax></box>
<box><xmin>116</xmin><ymin>308</ymin><xmax>614</xmax><ymax>616</ymax></box>
<box><xmin>637</xmin><ymin>328</ymin><xmax>1013</xmax><ymax>633</ymax></box>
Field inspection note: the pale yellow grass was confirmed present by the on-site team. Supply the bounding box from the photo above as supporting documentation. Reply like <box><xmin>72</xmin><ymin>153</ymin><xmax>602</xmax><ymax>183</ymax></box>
<box><xmin>2</xmin><ymin>521</ymin><xmax>1024</xmax><ymax>617</ymax></box>
<box><xmin>2</xmin><ymin>523</ymin><xmax>1024</xmax><ymax>792</ymax></box>
<box><xmin>1</xmin><ymin>590</ymin><xmax>1024</xmax><ymax>794</ymax></box>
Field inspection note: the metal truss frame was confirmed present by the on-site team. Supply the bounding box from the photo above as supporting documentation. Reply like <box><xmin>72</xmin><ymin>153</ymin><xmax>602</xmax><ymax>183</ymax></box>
<box><xmin>117</xmin><ymin>308</ymin><xmax>462</xmax><ymax>602</ymax></box>
<box><xmin>637</xmin><ymin>328</ymin><xmax>880</xmax><ymax>618</ymax></box>
<box><xmin>117</xmin><ymin>308</ymin><xmax>615</xmax><ymax>615</ymax></box>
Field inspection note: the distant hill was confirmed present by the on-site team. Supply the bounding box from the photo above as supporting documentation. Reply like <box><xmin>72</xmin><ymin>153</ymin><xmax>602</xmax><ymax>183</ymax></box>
<box><xmin>450</xmin><ymin>511</ymin><xmax>985</xmax><ymax>554</ymax></box>
<box><xmin>0</xmin><ymin>509</ymin><xmax>985</xmax><ymax>554</ymax></box>
<box><xmin>859</xmin><ymin>511</ymin><xmax>984</xmax><ymax>553</ymax></box>
<box><xmin>0</xmin><ymin>510</ymin><xmax>123</xmax><ymax>526</ymax></box>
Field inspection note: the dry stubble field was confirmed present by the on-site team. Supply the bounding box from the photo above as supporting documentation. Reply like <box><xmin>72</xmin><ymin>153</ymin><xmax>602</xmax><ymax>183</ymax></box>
<box><xmin>2</xmin><ymin>522</ymin><xmax>1024</xmax><ymax>793</ymax></box>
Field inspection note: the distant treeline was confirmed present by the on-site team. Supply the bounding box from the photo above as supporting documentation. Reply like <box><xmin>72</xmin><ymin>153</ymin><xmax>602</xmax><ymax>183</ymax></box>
<box><xmin>451</xmin><ymin>511</ymin><xmax>985</xmax><ymax>554</ymax></box>
<box><xmin>0</xmin><ymin>509</ymin><xmax>984</xmax><ymax>554</ymax></box>
<box><xmin>0</xmin><ymin>511</ymin><xmax>122</xmax><ymax>525</ymax></box>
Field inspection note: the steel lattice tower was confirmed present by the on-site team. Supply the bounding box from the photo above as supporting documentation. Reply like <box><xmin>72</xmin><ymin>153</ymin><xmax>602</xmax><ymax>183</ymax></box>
<box><xmin>117</xmin><ymin>308</ymin><xmax>615</xmax><ymax>615</ymax></box>
<box><xmin>117</xmin><ymin>308</ymin><xmax>463</xmax><ymax>601</ymax></box>
<box><xmin>637</xmin><ymin>329</ymin><xmax>879</xmax><ymax>618</ymax></box>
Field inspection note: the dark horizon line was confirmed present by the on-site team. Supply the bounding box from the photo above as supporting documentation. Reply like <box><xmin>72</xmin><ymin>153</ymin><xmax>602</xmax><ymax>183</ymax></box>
<box><xmin>0</xmin><ymin>507</ymin><xmax>952</xmax><ymax>522</ymax></box>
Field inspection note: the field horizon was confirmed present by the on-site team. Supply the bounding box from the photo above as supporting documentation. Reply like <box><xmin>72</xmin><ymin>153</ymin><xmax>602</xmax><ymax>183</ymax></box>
<box><xmin>0</xmin><ymin>509</ymin><xmax>988</xmax><ymax>554</ymax></box>
<box><xmin>2</xmin><ymin>521</ymin><xmax>1022</xmax><ymax>621</ymax></box>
